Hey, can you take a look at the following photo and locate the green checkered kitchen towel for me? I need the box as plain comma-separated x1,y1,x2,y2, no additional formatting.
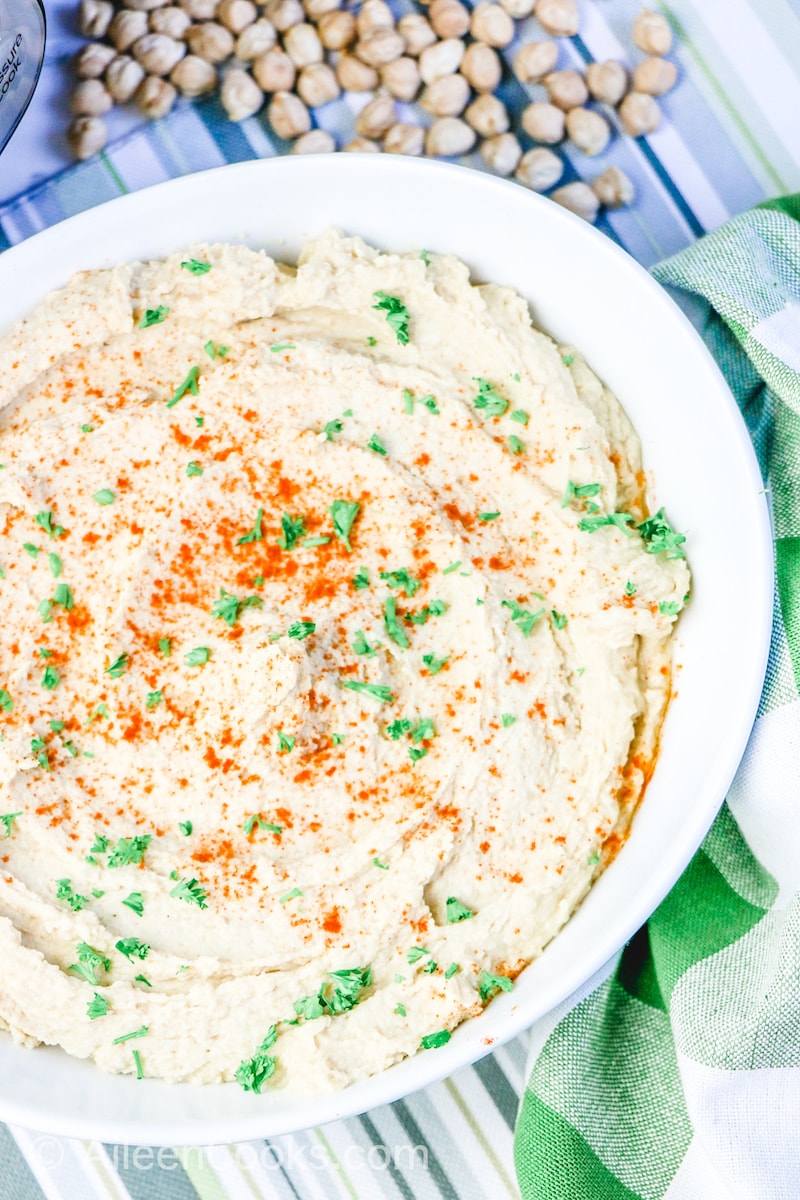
514,195,800,1200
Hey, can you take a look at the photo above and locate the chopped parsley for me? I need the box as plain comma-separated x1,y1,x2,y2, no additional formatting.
551,610,567,629
132,1049,144,1079
81,424,94,433
237,507,264,545
159,637,171,657
38,599,53,623
562,353,575,366
422,653,449,675
184,646,210,666
166,365,200,408
352,630,377,656
501,712,517,727
69,942,111,985
48,717,63,728
478,511,500,522
373,292,409,345
384,596,410,648
186,461,203,478
31,735,49,771
146,690,163,709
510,409,529,425
92,489,115,506
373,857,389,870
508,435,525,455
108,835,152,868
302,535,330,548
0,690,12,713
23,543,39,557
179,821,193,836
446,896,474,923
324,418,343,440
340,679,395,704
181,258,211,274
331,732,345,745
367,433,387,456
48,552,62,577
380,567,420,596
420,1030,451,1050
366,336,377,346
279,887,303,903
243,815,282,836
139,306,169,329
402,388,415,414
56,879,90,912
170,876,208,908
473,378,508,419
87,992,109,1020
122,892,144,917
420,394,439,414
112,1025,149,1044
386,718,411,740
40,649,54,659
407,946,429,964
352,566,370,590
105,652,129,678
53,582,74,611
116,938,149,962
210,588,262,628
204,340,228,359
277,731,295,753
578,512,634,535
479,970,514,1001
502,599,544,637
277,511,306,551
330,499,360,551
395,1003,407,1017
625,580,637,597
562,480,601,509
638,508,686,559
408,746,427,763
659,600,682,615
420,249,430,265
35,511,66,539
41,665,59,690
287,620,315,639
270,342,295,352
0,812,21,838
235,1026,277,1093
442,561,461,575
444,962,459,980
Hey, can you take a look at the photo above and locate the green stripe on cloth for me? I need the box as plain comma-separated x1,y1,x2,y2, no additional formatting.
105,1145,203,1200
515,1093,645,1200
776,536,800,691
0,1126,47,1200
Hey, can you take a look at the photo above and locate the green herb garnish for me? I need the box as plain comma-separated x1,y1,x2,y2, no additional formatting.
380,567,420,596
105,652,129,678
146,690,163,709
170,876,208,908
352,630,377,656
210,588,262,628
510,409,529,425
235,1027,278,1093
287,620,315,640
479,970,514,1001
473,378,508,419
508,435,525,455
502,599,545,637
48,552,62,577
108,835,152,868
41,665,59,690
122,892,144,917
69,942,111,985
637,508,686,559
166,365,200,409
562,481,601,508
186,461,203,478
340,679,395,704
367,433,387,456
330,499,360,551
181,258,211,274
420,1030,451,1050
277,731,295,753
277,511,306,551
23,542,39,558
422,653,449,675
659,600,682,615
139,306,169,329
0,812,21,838
87,992,109,1020
112,1025,149,1044
373,292,409,345
237,507,263,545
501,713,516,727
578,512,635,535
116,937,150,962
0,690,12,713
35,511,66,539
625,580,637,597
352,566,370,590
446,896,474,923
444,962,459,979
56,879,89,912
279,887,303,903
384,596,410,648
551,610,567,629
92,489,115,506
159,637,171,657
478,512,500,522
185,646,210,666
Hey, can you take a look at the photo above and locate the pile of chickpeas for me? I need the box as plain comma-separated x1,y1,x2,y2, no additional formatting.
69,0,677,222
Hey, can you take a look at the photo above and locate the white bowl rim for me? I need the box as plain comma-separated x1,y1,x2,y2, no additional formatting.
0,155,773,1146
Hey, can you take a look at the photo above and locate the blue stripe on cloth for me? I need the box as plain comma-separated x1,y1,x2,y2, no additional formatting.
0,1126,47,1200
392,1098,460,1200
474,1056,522,1132
104,1145,201,1200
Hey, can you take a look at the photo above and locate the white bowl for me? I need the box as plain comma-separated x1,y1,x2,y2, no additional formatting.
0,156,772,1146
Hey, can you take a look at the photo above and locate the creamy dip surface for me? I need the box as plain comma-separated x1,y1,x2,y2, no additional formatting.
0,232,689,1091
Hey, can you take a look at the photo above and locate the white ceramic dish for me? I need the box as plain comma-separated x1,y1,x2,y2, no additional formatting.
0,156,772,1146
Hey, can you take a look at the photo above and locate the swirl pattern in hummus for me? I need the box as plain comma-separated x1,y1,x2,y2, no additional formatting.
0,232,689,1089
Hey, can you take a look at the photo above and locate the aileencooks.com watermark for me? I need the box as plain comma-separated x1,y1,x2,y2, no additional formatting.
28,1135,429,1174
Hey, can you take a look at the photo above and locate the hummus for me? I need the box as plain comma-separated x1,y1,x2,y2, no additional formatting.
0,231,689,1090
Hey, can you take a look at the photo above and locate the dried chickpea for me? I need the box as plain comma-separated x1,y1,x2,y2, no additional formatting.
296,62,340,106
633,56,677,96
171,54,217,96
108,9,148,51
585,60,628,106
178,0,216,17
515,146,563,191
632,8,672,56
253,47,296,91
79,0,113,38
184,23,234,62
421,73,470,117
460,42,501,91
535,0,578,38
355,27,406,67
521,100,565,143
132,33,186,75
429,0,470,39
284,22,324,67
343,136,381,152
292,128,336,152
74,42,116,79
149,5,191,36
591,165,635,208
235,19,277,59
70,78,113,116
380,57,421,102
217,0,258,34
465,92,509,136
355,94,396,138
565,107,611,155
105,55,146,101
356,0,393,34
335,53,378,91
317,10,356,49
480,131,521,175
304,0,340,17
268,90,311,137
419,37,464,84
397,12,437,56
470,2,514,48
66,115,107,158
544,69,587,110
618,90,659,137
264,0,304,32
136,74,178,117
425,116,476,156
383,122,424,155
499,0,534,16
551,181,600,222
220,67,264,118
513,40,558,83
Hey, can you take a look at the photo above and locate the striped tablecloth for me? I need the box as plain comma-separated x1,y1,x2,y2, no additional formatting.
1,2,799,1198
